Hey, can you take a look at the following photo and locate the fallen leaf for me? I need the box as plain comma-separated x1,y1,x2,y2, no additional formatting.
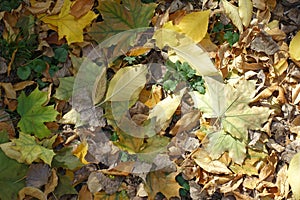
70,0,94,19
40,0,98,44
92,66,107,105
276,164,289,199
94,190,130,200
104,65,148,103
288,151,300,200
89,0,156,42
18,187,46,200
54,77,75,100
191,79,271,164
170,110,200,136
17,87,59,139
192,148,232,174
238,0,253,27
222,0,243,32
73,140,89,164
0,132,28,200
44,169,58,196
54,174,78,198
0,82,16,99
175,10,211,43
27,0,52,14
250,31,279,55
0,132,55,165
145,170,182,200
52,147,84,170
289,31,300,61
26,163,51,188
148,92,182,132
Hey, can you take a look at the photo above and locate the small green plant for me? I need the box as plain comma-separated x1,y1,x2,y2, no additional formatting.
212,21,239,47
17,44,68,85
163,59,205,94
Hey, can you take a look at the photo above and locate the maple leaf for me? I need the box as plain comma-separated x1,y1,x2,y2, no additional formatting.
89,0,156,42
40,0,98,44
17,87,59,139
145,170,182,199
0,132,55,165
192,79,271,164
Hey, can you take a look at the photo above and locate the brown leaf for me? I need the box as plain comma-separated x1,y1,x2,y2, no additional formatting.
145,170,181,200
70,0,94,19
250,31,279,55
26,163,51,188
18,187,46,200
170,110,200,136
27,0,52,14
13,81,35,91
78,185,93,200
44,169,58,196
0,82,16,99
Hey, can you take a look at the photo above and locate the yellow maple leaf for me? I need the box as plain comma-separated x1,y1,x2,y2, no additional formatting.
40,0,98,44
163,10,210,43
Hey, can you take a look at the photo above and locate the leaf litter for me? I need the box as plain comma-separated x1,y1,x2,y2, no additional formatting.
0,0,300,199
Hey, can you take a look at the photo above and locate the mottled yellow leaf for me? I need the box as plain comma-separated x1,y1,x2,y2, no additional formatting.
238,0,253,27
222,0,243,32
176,10,210,43
289,31,300,61
40,0,98,44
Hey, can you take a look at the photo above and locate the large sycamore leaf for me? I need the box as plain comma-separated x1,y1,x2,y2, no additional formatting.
192,79,271,164
289,31,300,61
221,0,243,32
89,0,156,42
0,132,55,165
145,170,182,200
288,151,300,200
17,88,59,139
0,132,28,200
40,0,98,44
164,10,210,43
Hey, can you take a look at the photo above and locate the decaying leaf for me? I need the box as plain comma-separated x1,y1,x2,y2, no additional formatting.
40,0,98,44
0,132,55,165
221,0,243,32
145,170,182,199
26,163,51,188
192,148,232,174
18,187,46,200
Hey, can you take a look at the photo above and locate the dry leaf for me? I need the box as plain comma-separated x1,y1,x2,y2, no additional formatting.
289,31,300,61
18,187,46,200
70,0,94,19
27,0,52,14
250,31,279,55
192,148,232,174
222,0,243,32
170,110,200,136
238,0,253,27
40,0,98,44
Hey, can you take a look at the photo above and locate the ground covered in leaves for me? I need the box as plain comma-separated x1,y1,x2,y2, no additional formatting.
0,0,300,199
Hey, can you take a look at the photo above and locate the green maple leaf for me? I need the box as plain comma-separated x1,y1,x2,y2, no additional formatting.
17,87,59,139
0,133,55,165
192,79,271,164
89,0,156,42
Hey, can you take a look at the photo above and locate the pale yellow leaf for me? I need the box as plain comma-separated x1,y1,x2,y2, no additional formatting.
238,0,253,27
40,0,98,44
148,92,183,132
288,151,300,200
222,0,243,32
175,10,210,43
289,31,300,61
